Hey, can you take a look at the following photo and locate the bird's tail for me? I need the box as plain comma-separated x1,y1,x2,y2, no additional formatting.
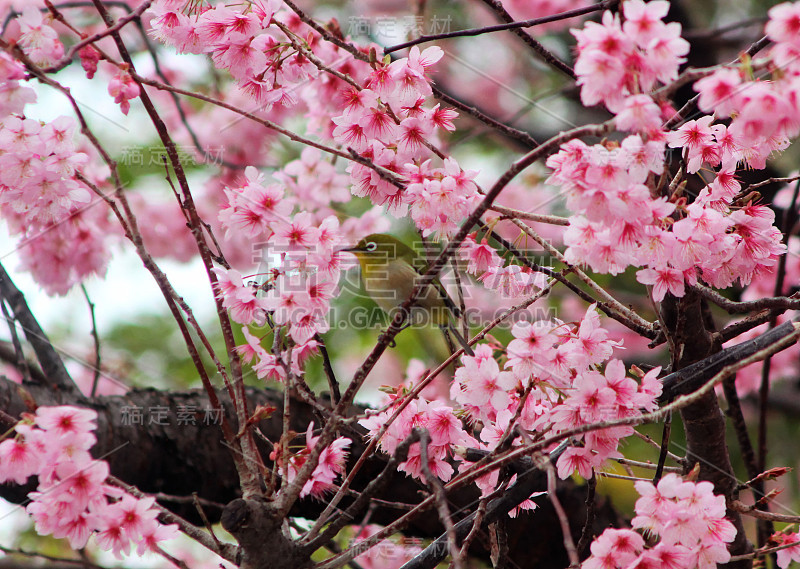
443,322,474,356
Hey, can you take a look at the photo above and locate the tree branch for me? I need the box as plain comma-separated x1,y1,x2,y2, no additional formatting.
0,262,78,395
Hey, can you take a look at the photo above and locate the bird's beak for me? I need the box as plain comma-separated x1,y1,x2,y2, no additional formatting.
337,245,363,254
335,245,363,257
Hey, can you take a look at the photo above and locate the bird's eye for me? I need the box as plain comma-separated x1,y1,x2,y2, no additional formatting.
365,241,377,251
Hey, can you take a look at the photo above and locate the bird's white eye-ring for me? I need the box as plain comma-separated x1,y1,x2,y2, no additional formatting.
365,241,377,251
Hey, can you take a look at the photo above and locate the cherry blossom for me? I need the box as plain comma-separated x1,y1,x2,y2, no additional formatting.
107,67,140,116
0,406,177,556
774,531,800,568
353,525,423,569
276,422,350,499
584,474,735,569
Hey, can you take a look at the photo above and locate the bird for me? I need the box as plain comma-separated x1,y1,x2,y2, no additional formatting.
343,233,475,356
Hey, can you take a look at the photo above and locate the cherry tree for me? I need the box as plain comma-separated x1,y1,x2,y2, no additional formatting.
0,1,799,569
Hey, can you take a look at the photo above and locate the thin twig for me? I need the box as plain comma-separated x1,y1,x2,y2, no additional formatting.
384,0,618,54
81,285,102,398
315,333,340,405
546,460,579,568
419,430,462,569
653,406,671,484
477,0,575,79
598,472,653,482
731,500,800,523
729,539,800,563
615,457,681,471
694,284,800,314
456,497,488,565
722,377,760,481
575,475,596,557
0,300,32,385
489,204,570,225
192,493,225,552
632,431,685,464
743,175,800,193
715,308,786,344
0,545,106,569
682,16,766,40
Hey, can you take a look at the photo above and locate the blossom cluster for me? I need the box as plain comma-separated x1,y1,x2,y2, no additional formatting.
332,46,481,239
214,178,385,381
359,396,476,483
454,305,661,481
0,406,178,557
553,0,787,301
360,305,661,499
148,0,482,239
13,6,64,67
0,47,113,295
572,0,688,113
352,525,423,569
458,232,549,298
688,2,800,171
208,41,478,382
149,0,300,107
270,422,351,499
583,474,736,569
214,163,346,355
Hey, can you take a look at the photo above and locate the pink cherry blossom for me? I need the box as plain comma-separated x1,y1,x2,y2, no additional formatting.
775,531,800,568
453,353,517,415
615,94,663,132
667,116,715,152
0,437,42,484
585,474,735,569
281,422,351,499
1,406,176,556
622,0,670,46
583,529,644,569
766,2,800,44
636,266,685,301
694,68,743,116
107,68,140,116
35,405,97,436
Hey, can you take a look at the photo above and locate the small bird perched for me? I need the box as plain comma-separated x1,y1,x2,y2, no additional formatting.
343,234,475,356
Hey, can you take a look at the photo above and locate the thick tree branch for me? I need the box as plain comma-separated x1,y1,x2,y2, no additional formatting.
659,318,800,402
0,262,78,395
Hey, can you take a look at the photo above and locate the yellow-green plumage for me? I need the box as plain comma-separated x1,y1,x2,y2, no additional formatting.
344,234,474,355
